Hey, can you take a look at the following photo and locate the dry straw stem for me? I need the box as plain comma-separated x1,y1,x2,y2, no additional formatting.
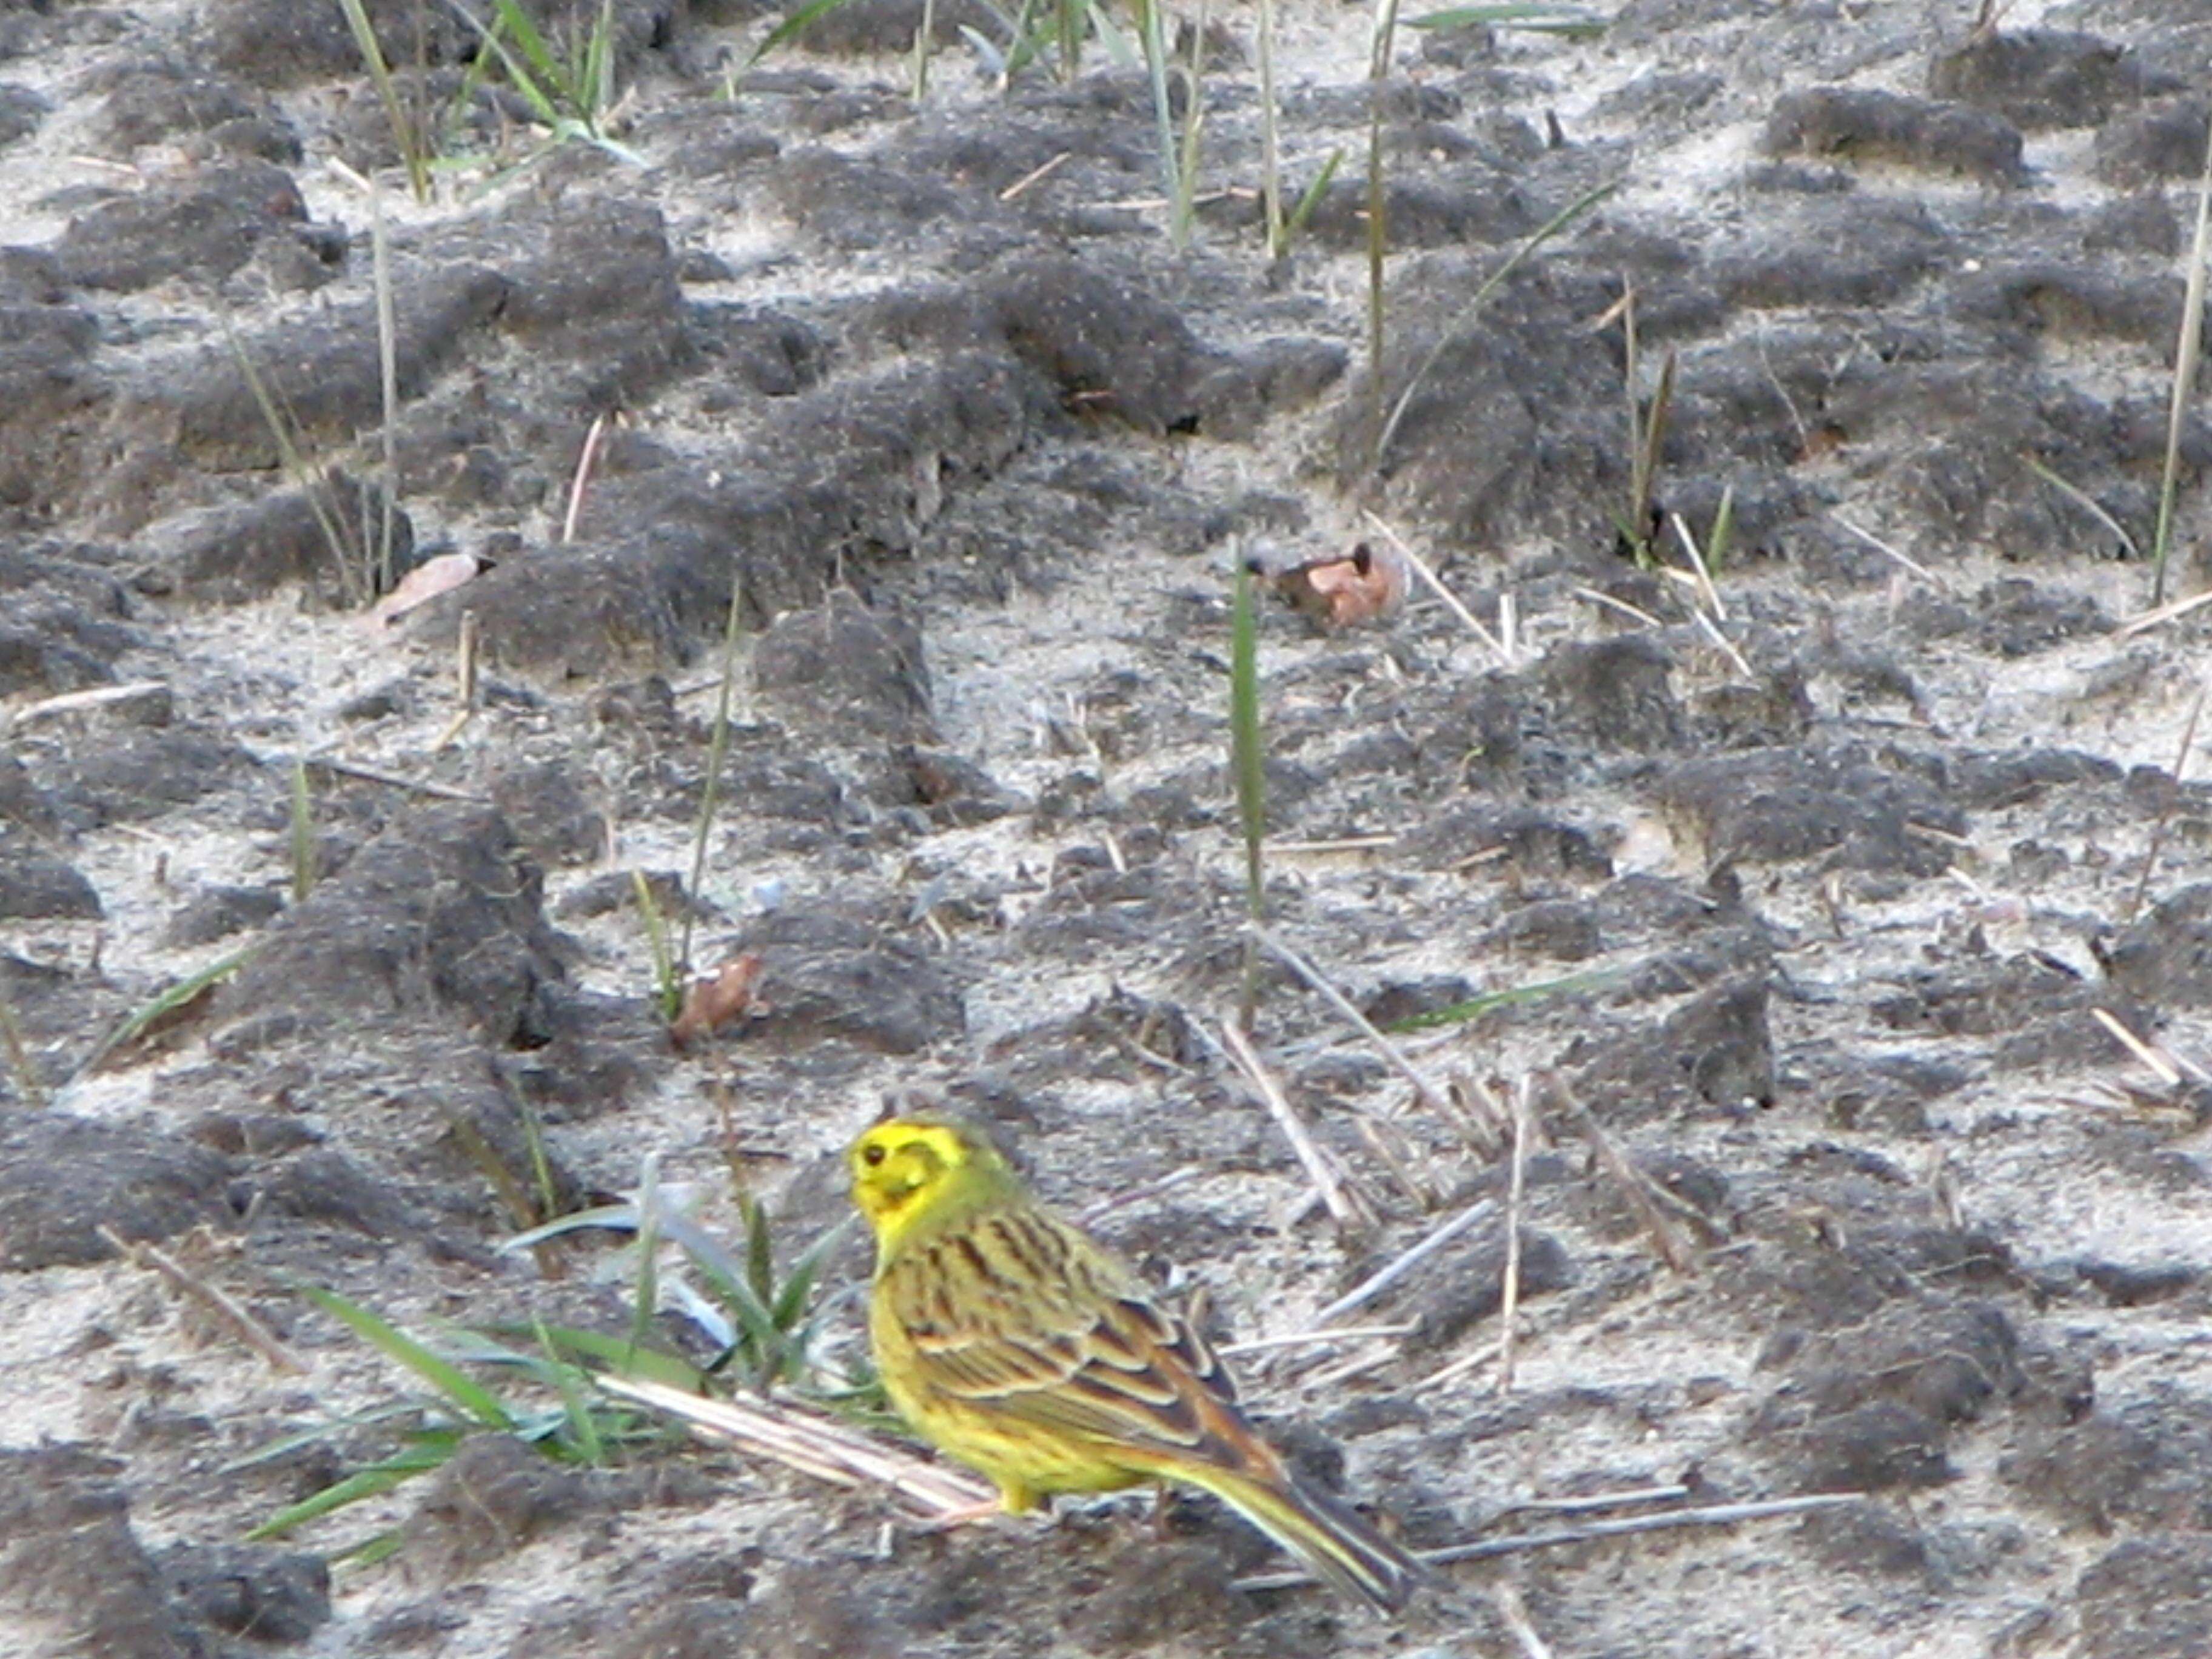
2117,587,2212,637
1218,1017,1372,1230
2152,112,2212,605
1495,1582,1555,1659
10,682,170,731
1249,923,1453,1116
561,412,610,543
1496,1076,1532,1395
596,1375,997,1519
1546,1073,1701,1275
1307,1193,1495,1328
1231,1492,1861,1592
1219,1321,1414,1358
2123,674,2208,922
1830,515,1942,589
2091,1006,2208,1088
302,751,485,802
1361,512,1511,665
98,1226,307,1373
2023,455,2139,560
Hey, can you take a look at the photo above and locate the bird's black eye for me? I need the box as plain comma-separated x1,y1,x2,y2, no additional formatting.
862,1144,886,1166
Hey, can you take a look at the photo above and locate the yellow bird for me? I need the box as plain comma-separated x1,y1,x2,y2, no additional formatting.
849,1114,1426,1610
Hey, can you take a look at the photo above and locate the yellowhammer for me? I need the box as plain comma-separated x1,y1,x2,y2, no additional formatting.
850,1114,1426,1610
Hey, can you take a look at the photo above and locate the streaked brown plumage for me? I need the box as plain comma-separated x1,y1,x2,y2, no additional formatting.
851,1116,1426,1610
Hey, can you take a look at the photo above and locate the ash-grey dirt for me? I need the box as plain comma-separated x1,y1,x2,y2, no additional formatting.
4,1,2212,1655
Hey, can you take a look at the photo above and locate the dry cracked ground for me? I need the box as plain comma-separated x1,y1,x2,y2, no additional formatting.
4,0,2212,1655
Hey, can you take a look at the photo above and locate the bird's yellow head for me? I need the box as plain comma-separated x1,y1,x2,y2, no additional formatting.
848,1116,1016,1252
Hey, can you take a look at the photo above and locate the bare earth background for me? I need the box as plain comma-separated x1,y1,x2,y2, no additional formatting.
5,0,2212,1654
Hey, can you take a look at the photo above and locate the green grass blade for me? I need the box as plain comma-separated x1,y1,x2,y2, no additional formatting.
770,1215,856,1329
73,947,253,1081
1379,968,1617,1031
1375,175,1618,469
503,1321,707,1390
300,1287,516,1430
740,0,866,77
1406,2,1604,32
244,1447,451,1540
534,1319,605,1465
1284,147,1342,245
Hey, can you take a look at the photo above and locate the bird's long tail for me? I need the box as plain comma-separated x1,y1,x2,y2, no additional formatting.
1190,1465,1429,1612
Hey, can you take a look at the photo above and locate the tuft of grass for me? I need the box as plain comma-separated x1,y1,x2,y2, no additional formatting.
1229,556,1265,1026
503,1161,861,1396
451,0,643,163
1612,286,1677,569
2153,113,2212,604
244,1288,657,1560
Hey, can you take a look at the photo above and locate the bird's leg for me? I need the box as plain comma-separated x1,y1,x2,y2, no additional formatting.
1152,1481,1175,1538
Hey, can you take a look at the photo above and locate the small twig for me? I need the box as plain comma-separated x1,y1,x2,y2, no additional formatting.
1497,1076,1530,1395
2091,1007,2189,1088
598,1375,997,1520
1219,1020,1369,1230
2116,588,2212,638
562,412,610,544
300,753,485,803
1667,511,1726,622
1267,835,1399,854
8,682,171,730
1230,1493,1862,1590
1548,1073,1699,1275
999,149,1072,201
2125,676,2207,922
1307,1194,1495,1328
1572,585,1664,629
1410,1338,1498,1392
1248,925,1452,1117
1361,513,1510,665
1495,1484,1693,1520
98,1227,307,1374
1495,1583,1555,1659
1076,1165,1200,1224
1831,516,1941,588
1219,1321,1415,1357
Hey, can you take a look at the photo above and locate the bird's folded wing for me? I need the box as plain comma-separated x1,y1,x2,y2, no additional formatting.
894,1221,1253,1466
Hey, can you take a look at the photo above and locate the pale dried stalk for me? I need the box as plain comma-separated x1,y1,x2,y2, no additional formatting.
1547,1073,1699,1275
1361,512,1510,664
1496,1076,1530,1395
1219,1019,1368,1230
1248,925,1451,1117
99,1227,306,1374
1307,1193,1495,1328
597,1375,997,1518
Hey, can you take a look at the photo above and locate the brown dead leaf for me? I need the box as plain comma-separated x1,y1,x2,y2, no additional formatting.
670,953,765,1047
363,551,486,631
1269,542,1408,628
